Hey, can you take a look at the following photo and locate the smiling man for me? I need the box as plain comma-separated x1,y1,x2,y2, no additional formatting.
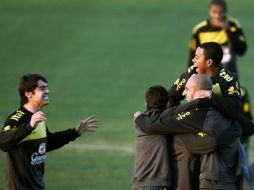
0,74,99,190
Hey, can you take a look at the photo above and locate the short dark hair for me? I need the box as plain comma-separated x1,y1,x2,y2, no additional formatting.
145,85,169,110
209,0,227,12
19,74,47,106
199,42,223,66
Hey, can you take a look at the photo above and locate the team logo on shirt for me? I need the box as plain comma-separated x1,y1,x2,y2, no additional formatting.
38,143,46,154
228,86,240,95
228,81,240,96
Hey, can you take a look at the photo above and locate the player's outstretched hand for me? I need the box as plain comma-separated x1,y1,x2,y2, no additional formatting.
75,115,99,135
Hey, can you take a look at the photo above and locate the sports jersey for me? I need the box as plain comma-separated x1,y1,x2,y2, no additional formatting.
0,107,80,190
188,17,247,74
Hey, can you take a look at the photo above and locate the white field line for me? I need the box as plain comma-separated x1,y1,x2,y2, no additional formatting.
65,143,134,154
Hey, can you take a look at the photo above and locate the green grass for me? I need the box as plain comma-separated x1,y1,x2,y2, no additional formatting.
0,0,254,189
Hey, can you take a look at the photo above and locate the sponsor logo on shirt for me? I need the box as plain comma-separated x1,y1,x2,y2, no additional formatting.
176,111,191,120
174,78,186,91
31,143,46,165
219,69,233,82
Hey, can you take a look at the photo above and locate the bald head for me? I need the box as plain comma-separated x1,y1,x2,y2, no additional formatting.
183,74,212,102
189,74,212,91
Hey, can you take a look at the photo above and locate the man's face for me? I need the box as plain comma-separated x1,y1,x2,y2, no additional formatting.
192,47,208,74
29,80,50,108
182,78,196,102
209,4,226,22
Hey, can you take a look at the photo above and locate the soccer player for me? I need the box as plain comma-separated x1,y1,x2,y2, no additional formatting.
132,85,172,190
181,74,245,190
0,74,99,190
188,0,247,75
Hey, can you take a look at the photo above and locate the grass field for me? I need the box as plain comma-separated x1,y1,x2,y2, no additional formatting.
0,0,254,189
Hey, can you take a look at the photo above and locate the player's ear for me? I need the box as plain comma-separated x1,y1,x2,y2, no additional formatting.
25,91,33,99
207,59,213,67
